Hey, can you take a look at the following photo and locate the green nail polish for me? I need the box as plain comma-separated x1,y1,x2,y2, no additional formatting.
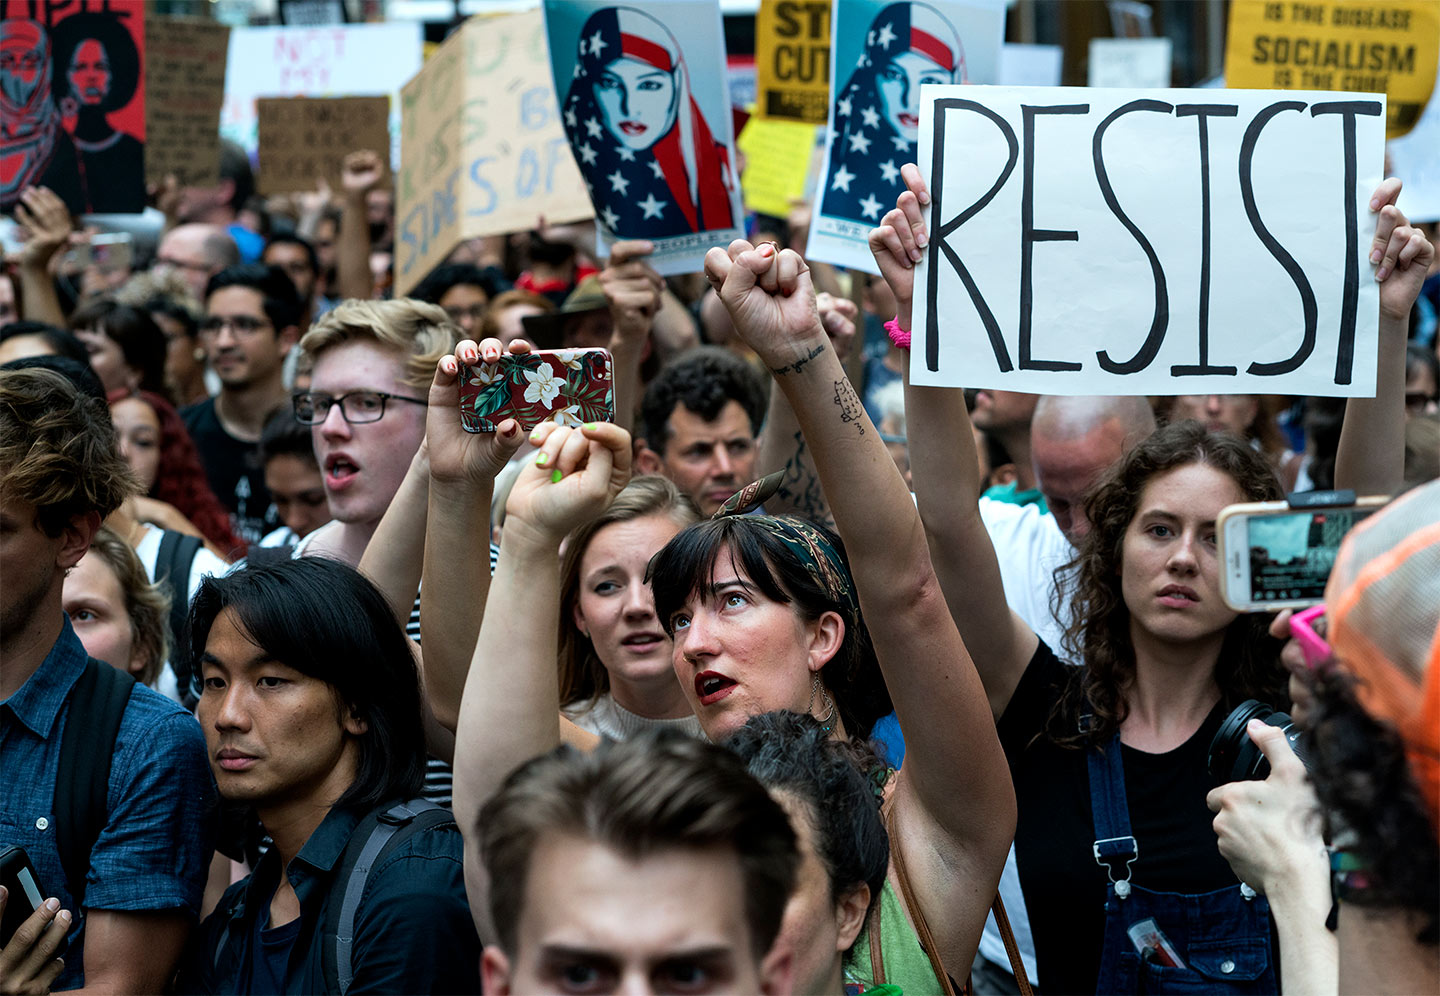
535,452,548,466
551,469,563,483
584,422,597,431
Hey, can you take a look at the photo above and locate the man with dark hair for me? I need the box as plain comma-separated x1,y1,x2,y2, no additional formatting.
410,261,508,338
176,557,480,994
262,233,334,329
635,346,767,516
0,320,89,367
478,730,798,995
257,408,329,545
182,263,302,543
0,368,215,993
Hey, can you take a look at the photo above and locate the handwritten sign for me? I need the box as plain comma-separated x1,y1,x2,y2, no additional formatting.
1088,38,1172,88
145,17,230,187
755,0,831,123
912,86,1385,397
737,117,819,216
808,0,1005,272
221,22,421,166
256,96,390,194
1225,0,1438,139
544,0,743,275
394,10,591,297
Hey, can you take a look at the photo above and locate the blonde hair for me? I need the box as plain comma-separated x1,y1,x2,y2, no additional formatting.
83,526,171,687
300,298,460,393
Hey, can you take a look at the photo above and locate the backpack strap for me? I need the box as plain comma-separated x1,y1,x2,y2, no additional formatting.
324,800,451,995
155,530,203,704
53,659,135,909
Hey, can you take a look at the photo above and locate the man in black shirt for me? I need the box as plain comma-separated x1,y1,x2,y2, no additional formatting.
182,264,301,544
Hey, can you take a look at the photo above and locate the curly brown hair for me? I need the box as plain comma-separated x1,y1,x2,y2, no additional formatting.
0,368,138,536
1048,420,1289,748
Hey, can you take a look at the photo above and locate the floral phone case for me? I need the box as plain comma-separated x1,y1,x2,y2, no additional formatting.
458,348,615,433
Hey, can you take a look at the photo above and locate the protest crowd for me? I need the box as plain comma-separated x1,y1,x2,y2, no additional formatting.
1,0,1439,994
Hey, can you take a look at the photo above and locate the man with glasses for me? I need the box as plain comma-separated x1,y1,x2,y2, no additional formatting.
290,299,456,568
181,263,302,544
155,223,241,301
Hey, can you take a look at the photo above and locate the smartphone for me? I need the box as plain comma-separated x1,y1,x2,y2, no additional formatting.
91,232,134,272
458,348,614,433
1217,497,1387,612
0,845,45,948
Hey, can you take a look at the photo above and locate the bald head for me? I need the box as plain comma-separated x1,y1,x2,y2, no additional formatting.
1030,395,1156,545
157,224,240,300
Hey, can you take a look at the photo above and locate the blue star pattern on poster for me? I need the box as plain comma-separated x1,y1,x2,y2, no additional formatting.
560,5,740,240
820,2,964,226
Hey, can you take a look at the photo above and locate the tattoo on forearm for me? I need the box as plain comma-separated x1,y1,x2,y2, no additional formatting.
832,379,865,435
775,430,832,527
770,343,825,377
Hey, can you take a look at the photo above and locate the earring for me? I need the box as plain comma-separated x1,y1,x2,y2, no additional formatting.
807,675,836,734
193,346,207,362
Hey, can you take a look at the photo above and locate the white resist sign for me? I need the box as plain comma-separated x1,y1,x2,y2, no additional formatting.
911,86,1386,396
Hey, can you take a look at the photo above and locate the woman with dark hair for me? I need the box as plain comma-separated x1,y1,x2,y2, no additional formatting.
436,236,1014,994
50,12,144,213
110,388,246,556
69,299,167,397
874,168,1430,993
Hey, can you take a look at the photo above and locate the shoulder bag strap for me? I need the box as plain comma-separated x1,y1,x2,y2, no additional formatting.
989,893,1034,996
881,804,958,996
867,899,886,985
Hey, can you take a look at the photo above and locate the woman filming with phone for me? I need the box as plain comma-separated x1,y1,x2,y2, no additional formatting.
872,167,1430,994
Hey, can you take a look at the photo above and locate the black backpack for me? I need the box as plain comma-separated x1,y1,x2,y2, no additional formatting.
52,659,136,910
211,799,453,995
154,530,203,705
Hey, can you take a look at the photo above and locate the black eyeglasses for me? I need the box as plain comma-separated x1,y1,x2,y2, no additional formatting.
198,314,271,338
293,390,428,425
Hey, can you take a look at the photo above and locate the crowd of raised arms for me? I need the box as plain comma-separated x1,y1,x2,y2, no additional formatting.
2,79,1439,996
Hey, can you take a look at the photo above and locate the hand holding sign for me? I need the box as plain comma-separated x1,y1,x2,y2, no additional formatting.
599,241,664,345
867,163,931,330
1369,177,1434,320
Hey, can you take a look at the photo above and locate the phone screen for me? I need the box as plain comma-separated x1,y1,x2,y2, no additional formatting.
1245,507,1377,603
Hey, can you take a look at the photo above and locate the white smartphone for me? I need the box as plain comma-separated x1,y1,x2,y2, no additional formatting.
1217,495,1388,612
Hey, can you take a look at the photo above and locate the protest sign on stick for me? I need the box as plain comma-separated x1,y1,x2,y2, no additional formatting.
0,0,147,214
543,0,744,275
807,0,1005,273
256,96,390,194
1225,0,1438,139
145,16,230,187
911,86,1386,397
755,0,831,123
395,9,592,297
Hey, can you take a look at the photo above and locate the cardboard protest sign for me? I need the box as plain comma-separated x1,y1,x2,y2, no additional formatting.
1225,0,1438,139
544,0,744,275
256,95,389,194
808,0,1005,273
145,16,229,187
394,9,591,298
1390,62,1440,223
1,0,146,215
737,117,819,217
1088,38,1172,88
221,22,421,167
755,0,831,123
911,86,1386,398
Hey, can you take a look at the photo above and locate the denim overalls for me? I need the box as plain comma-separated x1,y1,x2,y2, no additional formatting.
1088,734,1278,994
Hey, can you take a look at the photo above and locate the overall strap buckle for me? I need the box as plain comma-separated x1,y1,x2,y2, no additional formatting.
1093,835,1139,898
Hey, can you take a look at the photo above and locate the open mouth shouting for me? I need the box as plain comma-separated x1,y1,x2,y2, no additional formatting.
694,670,737,707
324,452,360,492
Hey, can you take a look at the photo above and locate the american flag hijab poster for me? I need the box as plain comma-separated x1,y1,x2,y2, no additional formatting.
544,0,744,275
807,0,1004,273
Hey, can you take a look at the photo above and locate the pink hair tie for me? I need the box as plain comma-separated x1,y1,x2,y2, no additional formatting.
884,316,911,350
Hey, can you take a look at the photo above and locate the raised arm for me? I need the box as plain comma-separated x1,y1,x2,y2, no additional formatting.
600,240,664,433
10,186,70,326
449,418,630,941
707,240,1014,974
1334,178,1434,494
335,150,383,301
358,441,429,628
872,166,1038,719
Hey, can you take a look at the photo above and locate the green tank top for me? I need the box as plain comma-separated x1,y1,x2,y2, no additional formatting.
843,879,945,995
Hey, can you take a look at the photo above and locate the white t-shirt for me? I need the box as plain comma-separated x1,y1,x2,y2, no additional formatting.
133,526,231,704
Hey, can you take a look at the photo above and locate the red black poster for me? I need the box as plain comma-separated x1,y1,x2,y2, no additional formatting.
1,0,147,215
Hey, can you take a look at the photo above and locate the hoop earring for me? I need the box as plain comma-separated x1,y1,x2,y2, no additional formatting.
807,674,836,734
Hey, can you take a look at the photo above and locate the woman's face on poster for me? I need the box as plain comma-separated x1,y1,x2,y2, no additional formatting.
594,55,678,151
68,38,110,105
878,50,951,142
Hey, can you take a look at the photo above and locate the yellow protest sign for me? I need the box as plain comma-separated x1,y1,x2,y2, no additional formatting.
737,117,819,218
1225,0,1439,138
395,9,591,297
755,0,831,123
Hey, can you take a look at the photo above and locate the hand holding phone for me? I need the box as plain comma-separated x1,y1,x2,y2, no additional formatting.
0,846,69,992
457,348,614,433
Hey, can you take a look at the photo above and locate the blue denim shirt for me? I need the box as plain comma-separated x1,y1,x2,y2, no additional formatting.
0,614,216,990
